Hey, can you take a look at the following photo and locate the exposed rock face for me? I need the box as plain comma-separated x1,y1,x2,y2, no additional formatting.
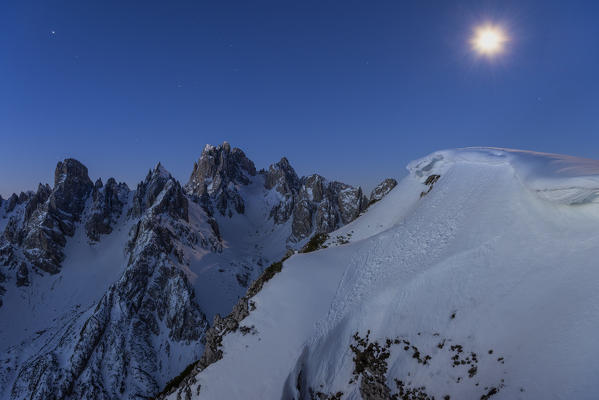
262,160,369,242
129,164,221,254
131,163,188,220
0,160,95,276
289,175,368,241
85,178,129,241
264,157,300,193
369,178,398,204
5,192,35,215
264,157,301,224
0,159,128,299
186,142,256,217
52,159,94,222
20,159,93,273
5,194,21,213
23,184,51,221
183,142,368,243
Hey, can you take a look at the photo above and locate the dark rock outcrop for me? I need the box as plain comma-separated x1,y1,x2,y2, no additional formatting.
15,262,29,287
5,193,23,213
51,158,94,228
369,178,397,204
24,184,52,221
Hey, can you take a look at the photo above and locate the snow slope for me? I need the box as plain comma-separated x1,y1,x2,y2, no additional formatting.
185,176,292,320
176,148,599,400
0,203,133,350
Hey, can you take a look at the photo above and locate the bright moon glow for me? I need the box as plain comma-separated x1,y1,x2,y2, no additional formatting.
471,25,507,56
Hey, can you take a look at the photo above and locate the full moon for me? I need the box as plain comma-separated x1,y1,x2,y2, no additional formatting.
471,25,507,56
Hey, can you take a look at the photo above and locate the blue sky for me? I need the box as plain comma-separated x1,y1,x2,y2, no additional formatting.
1,0,599,196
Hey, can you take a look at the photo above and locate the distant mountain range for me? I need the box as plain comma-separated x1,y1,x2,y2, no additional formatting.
0,142,395,400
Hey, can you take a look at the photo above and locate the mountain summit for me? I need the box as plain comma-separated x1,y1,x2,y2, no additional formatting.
186,142,257,216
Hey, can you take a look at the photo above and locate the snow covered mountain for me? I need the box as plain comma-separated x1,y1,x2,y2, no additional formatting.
160,148,599,400
0,142,381,400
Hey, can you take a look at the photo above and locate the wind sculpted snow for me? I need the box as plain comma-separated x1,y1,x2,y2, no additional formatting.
409,147,599,204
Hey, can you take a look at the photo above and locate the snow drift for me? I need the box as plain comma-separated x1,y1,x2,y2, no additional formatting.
172,148,599,400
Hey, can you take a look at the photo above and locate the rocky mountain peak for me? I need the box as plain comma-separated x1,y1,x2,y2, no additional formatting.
263,157,301,224
0,159,96,275
47,158,93,232
299,174,327,202
186,142,257,217
23,184,51,221
4,192,28,213
290,175,368,241
153,161,171,179
188,142,256,195
264,157,300,195
261,161,372,242
54,158,93,189
86,177,129,241
130,163,188,221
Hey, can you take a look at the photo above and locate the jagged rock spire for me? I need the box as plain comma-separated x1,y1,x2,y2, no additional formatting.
18,159,94,273
264,157,300,193
186,142,257,216
131,162,187,220
290,174,368,240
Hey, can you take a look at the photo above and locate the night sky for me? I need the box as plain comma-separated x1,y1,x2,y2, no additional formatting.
2,0,599,196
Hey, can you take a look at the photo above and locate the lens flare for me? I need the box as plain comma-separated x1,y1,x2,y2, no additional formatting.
471,25,507,56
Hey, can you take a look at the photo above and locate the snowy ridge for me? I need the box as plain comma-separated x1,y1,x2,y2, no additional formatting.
172,148,599,400
409,147,599,204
